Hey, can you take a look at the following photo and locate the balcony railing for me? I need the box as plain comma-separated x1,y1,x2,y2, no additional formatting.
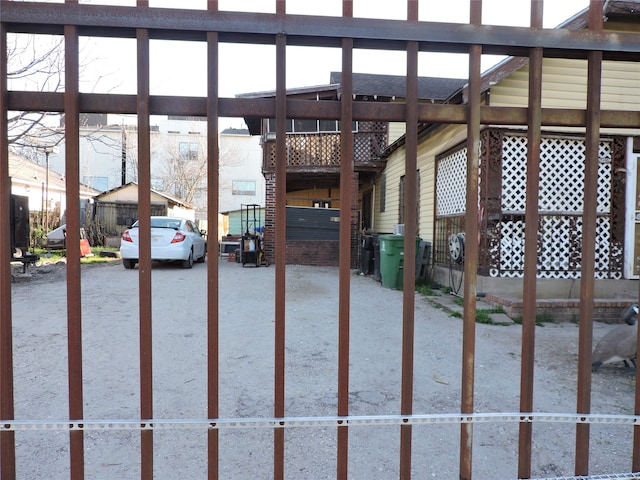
263,129,387,170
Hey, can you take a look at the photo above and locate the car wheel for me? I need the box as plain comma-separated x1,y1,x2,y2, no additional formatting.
181,250,193,269
123,259,136,269
196,250,206,263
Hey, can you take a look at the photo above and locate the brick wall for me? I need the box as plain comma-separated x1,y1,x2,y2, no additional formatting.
285,240,340,266
263,171,276,265
485,295,637,324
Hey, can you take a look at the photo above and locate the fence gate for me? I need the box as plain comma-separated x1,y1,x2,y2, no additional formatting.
2,1,640,479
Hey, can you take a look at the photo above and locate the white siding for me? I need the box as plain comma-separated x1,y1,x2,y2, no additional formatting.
374,124,467,241
490,58,640,135
388,122,406,145
375,146,405,234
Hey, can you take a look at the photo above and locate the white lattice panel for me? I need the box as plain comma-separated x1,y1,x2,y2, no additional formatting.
538,216,577,279
501,136,527,211
501,136,612,214
497,219,525,277
493,216,620,279
436,148,467,216
438,134,618,280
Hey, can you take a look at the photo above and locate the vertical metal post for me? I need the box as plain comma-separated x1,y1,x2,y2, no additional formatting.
337,1,353,477
274,0,287,476
575,1,603,475
136,10,154,478
207,3,220,478
400,2,419,479
45,150,49,232
518,2,543,478
460,2,482,479
0,19,17,480
64,20,85,480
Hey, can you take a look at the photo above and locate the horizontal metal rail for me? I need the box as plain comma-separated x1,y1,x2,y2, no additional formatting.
3,412,640,431
5,93,640,128
2,2,640,60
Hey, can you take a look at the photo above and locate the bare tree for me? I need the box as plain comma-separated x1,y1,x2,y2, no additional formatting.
7,33,65,149
159,135,208,205
153,129,245,209
7,33,118,157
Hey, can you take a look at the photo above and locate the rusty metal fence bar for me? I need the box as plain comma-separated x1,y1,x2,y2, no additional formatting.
63,16,84,479
337,1,353,477
273,18,287,480
400,2,419,478
576,2,604,475
518,2,544,478
2,1,640,479
0,17,16,480
134,16,154,480
459,2,482,478
206,2,220,478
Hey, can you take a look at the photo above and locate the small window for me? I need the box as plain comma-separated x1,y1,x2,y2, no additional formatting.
232,180,256,196
189,142,199,160
337,121,358,132
178,142,198,160
267,118,293,132
319,120,338,132
380,174,386,213
179,142,189,159
293,119,317,133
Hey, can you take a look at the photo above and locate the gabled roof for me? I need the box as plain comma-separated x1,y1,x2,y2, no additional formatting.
94,182,193,209
9,153,99,196
329,72,467,102
240,72,467,135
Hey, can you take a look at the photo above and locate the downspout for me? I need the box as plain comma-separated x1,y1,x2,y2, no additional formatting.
371,183,375,230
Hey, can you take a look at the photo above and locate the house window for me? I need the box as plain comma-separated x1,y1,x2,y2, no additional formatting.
267,119,358,134
313,200,330,208
267,118,293,133
319,120,338,132
179,142,199,160
380,174,386,213
294,119,317,133
232,180,256,196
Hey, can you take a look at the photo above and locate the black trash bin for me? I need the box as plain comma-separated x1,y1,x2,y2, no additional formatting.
360,235,374,275
372,234,381,282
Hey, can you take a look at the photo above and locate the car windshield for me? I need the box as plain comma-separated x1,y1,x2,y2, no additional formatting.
132,218,182,229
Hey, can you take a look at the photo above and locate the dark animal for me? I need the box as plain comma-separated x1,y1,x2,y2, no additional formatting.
592,304,638,371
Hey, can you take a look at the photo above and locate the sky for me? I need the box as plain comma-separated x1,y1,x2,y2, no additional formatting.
9,0,590,128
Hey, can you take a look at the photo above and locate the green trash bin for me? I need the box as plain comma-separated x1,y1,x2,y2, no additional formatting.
379,234,420,289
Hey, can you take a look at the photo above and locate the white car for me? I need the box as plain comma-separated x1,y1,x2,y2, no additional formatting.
120,216,207,269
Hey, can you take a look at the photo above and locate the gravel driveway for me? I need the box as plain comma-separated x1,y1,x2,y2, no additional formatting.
8,259,639,479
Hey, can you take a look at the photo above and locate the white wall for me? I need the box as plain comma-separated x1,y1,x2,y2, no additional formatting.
219,130,265,213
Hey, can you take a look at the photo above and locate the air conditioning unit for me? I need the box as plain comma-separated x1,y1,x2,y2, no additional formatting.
393,224,404,235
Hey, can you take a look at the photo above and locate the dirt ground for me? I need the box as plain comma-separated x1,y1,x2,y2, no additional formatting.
7,258,640,479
